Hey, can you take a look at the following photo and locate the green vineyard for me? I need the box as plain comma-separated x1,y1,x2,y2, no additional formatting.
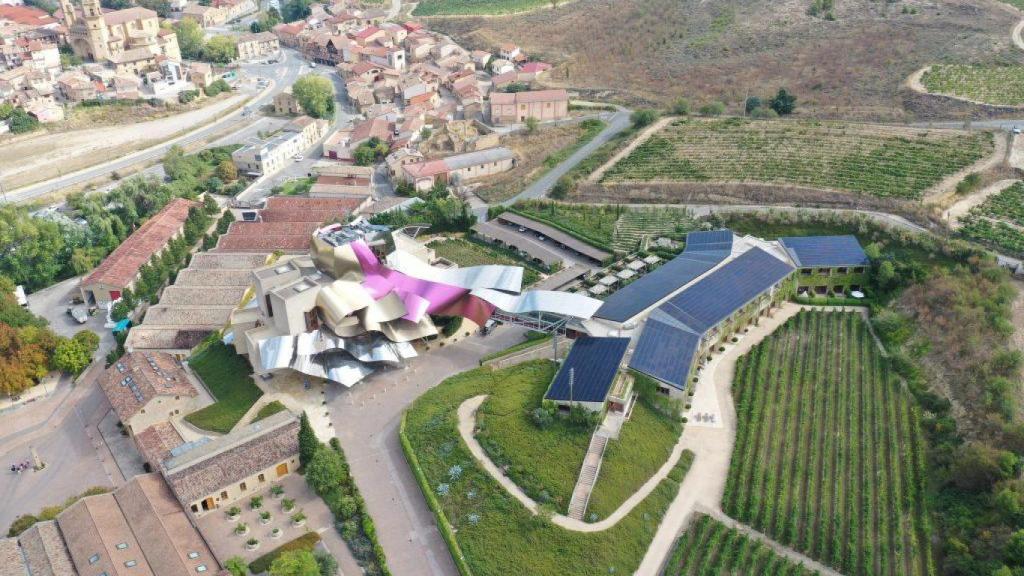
663,514,820,576
921,64,1024,107
601,118,992,200
723,310,934,575
957,181,1024,257
974,181,1024,226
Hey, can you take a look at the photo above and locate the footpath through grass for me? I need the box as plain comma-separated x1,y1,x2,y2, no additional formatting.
475,360,589,510
184,342,263,434
663,514,820,575
723,311,934,575
401,361,695,576
601,118,993,200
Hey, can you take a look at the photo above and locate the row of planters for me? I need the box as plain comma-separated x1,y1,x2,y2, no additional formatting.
299,413,391,576
227,489,306,551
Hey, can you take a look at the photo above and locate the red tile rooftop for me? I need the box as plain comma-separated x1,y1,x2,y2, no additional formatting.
82,198,195,290
225,221,320,237
216,234,312,252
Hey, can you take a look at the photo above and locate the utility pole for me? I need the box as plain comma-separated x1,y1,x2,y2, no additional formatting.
569,367,574,407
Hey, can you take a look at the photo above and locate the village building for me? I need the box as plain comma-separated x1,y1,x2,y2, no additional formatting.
235,30,278,60
272,87,303,115
231,115,327,176
61,0,180,72
79,198,196,305
489,88,569,125
97,351,203,436
400,147,516,191
162,411,300,516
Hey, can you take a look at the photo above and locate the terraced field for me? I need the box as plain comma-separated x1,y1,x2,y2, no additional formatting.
958,181,1024,257
611,207,696,253
723,310,934,576
920,64,1024,107
601,118,993,200
664,515,820,576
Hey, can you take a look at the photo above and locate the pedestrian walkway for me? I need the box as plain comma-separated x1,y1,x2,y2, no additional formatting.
567,432,608,520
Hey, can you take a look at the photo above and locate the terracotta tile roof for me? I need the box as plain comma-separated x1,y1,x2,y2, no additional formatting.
350,116,390,143
215,234,312,252
0,538,26,576
82,199,195,290
264,196,363,213
227,221,320,237
135,422,184,470
186,252,269,270
163,412,299,504
103,6,157,25
124,328,213,351
98,352,198,423
172,268,255,287
58,494,146,576
158,286,248,306
140,305,237,327
17,522,75,576
316,175,370,186
0,5,57,26
490,88,567,105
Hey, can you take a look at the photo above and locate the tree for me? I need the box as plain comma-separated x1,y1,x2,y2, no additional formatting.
305,447,348,495
550,175,572,200
203,35,238,64
698,101,725,116
524,116,539,134
630,109,658,129
7,108,39,134
298,411,319,468
1007,530,1024,566
174,19,205,60
291,75,334,119
52,337,92,375
952,443,1018,492
671,97,690,116
281,0,310,22
744,96,762,115
72,330,100,354
769,88,796,115
313,551,337,576
269,550,319,576
224,557,248,576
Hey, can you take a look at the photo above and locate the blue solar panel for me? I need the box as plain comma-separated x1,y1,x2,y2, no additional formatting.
685,230,734,253
779,236,870,268
594,252,729,323
660,247,795,334
545,337,630,403
628,314,701,390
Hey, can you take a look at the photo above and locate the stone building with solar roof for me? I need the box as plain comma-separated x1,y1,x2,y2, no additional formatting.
580,229,869,399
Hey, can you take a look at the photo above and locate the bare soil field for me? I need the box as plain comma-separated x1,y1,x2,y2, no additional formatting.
431,0,1014,120
0,93,247,189
473,123,585,202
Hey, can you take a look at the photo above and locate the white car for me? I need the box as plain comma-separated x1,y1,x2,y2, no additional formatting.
517,227,527,233
310,62,317,68
294,154,304,161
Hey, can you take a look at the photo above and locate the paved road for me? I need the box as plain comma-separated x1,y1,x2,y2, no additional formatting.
325,326,526,576
4,49,307,204
499,107,632,207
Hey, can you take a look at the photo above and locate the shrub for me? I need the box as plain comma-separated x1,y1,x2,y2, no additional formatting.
698,101,725,116
630,108,659,129
248,533,322,575
530,406,554,429
250,496,263,509
671,97,690,115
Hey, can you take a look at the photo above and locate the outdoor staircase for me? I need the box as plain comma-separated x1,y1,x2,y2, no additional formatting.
567,432,609,520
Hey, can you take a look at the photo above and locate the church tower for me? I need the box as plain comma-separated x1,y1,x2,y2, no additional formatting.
58,0,75,27
81,0,109,61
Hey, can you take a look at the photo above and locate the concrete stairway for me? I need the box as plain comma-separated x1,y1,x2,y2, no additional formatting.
567,432,609,520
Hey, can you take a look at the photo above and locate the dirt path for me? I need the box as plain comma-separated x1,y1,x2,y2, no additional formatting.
1014,18,1024,51
923,131,1006,203
944,178,1019,228
0,94,248,188
586,115,672,183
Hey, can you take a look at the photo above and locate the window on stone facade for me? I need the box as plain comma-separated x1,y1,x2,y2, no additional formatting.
89,555,100,565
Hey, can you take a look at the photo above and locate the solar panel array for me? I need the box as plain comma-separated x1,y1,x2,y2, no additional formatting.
545,336,630,403
594,230,736,323
779,235,870,268
628,310,701,389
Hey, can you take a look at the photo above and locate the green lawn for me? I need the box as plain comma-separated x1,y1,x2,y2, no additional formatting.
251,400,288,423
479,331,552,363
474,360,590,510
401,361,695,576
429,237,544,284
586,400,681,520
184,342,263,434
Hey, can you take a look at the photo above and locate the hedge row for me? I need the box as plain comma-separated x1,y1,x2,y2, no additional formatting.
248,532,322,574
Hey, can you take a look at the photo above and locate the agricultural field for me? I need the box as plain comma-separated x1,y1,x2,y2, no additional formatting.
611,206,697,253
920,64,1024,107
428,237,544,284
723,311,933,575
401,361,695,576
412,0,552,16
958,216,1024,258
601,118,993,200
971,181,1024,226
664,514,821,576
474,360,589,510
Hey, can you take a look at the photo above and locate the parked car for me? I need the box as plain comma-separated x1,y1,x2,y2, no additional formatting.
517,227,527,233
67,305,88,324
294,154,304,161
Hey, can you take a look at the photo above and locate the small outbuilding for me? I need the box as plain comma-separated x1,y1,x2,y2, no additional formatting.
544,336,631,413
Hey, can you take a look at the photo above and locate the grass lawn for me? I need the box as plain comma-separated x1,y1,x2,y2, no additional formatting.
586,400,682,520
479,331,552,363
475,360,590,510
184,342,263,434
509,200,622,251
401,361,695,576
428,237,544,285
251,400,288,423
274,177,315,196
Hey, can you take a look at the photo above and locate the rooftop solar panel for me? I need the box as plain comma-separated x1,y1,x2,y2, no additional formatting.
779,236,870,268
685,230,734,253
628,316,701,390
660,247,795,334
545,336,630,403
594,252,728,322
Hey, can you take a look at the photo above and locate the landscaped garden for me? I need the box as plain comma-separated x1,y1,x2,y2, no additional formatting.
400,362,695,576
663,514,820,575
723,310,933,575
184,341,264,434
428,237,544,285
506,201,626,251
600,118,993,200
921,64,1024,106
